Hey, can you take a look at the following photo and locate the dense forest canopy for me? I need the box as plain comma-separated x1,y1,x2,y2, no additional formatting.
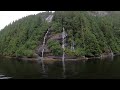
0,12,52,57
0,11,120,58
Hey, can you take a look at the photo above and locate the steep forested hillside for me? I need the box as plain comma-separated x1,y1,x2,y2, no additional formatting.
51,11,120,57
0,11,120,58
0,12,52,57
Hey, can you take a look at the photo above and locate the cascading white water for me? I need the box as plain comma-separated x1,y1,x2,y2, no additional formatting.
40,29,50,73
62,27,67,78
39,15,53,73
71,41,75,51
41,29,50,59
46,15,53,22
62,27,65,61
41,15,53,59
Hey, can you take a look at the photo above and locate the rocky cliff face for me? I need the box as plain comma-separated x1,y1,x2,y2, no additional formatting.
87,11,120,16
88,11,109,16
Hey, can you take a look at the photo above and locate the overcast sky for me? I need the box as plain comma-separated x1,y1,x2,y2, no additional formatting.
0,11,46,30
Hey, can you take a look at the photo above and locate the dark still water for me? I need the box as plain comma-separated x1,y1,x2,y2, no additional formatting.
0,55,120,79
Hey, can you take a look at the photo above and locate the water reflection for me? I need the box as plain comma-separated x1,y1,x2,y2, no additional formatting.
37,59,48,78
0,55,120,79
62,60,66,79
106,55,114,61
41,59,46,74
100,55,114,62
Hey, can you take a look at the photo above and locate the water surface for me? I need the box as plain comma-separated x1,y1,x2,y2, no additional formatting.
0,55,120,79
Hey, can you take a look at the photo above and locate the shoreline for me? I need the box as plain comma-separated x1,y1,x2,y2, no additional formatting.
0,52,118,63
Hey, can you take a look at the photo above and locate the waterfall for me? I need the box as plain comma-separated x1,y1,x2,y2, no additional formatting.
62,27,66,78
62,27,65,61
41,15,53,59
40,27,50,74
71,41,75,51
46,15,53,22
41,29,50,58
37,15,53,74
